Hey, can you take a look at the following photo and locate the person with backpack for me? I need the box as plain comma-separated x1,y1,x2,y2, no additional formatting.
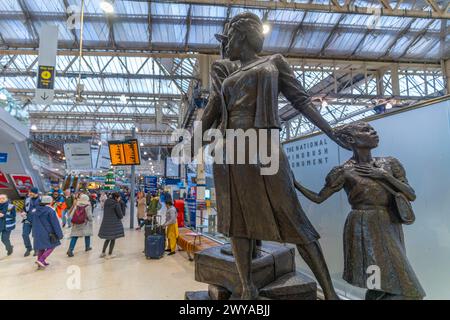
66,194,93,257
0,194,16,256
32,196,63,269
147,192,161,218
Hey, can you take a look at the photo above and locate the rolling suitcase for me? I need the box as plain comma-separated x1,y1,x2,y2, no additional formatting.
145,215,165,259
145,234,165,259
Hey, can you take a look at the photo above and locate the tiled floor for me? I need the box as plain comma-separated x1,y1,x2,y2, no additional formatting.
0,206,207,299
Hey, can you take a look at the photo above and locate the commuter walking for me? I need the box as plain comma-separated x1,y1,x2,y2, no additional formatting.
135,192,147,230
22,187,40,256
62,189,75,228
100,192,108,209
0,194,16,256
32,196,63,269
67,194,93,257
51,190,66,219
98,193,124,259
163,200,178,256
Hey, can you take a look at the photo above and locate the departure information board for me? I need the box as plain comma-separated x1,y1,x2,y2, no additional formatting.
108,139,141,166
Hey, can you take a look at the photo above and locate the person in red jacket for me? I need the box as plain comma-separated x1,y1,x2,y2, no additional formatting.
173,198,185,228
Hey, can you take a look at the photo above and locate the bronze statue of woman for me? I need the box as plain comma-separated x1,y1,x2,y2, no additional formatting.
206,12,348,300
295,121,425,300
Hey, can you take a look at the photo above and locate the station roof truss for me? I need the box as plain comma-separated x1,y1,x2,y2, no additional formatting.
0,0,448,142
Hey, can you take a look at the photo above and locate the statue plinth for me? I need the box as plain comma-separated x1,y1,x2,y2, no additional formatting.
186,243,317,300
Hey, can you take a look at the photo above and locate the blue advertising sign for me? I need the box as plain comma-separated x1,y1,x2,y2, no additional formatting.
165,178,181,186
0,153,8,163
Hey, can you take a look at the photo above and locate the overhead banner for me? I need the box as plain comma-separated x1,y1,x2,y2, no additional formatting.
64,143,92,171
35,24,58,105
108,139,141,166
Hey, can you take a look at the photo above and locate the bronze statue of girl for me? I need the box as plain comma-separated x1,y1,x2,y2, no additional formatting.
296,121,425,300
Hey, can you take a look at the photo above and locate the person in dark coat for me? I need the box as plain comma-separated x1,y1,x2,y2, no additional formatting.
98,192,124,259
22,187,40,256
0,194,16,256
32,196,64,269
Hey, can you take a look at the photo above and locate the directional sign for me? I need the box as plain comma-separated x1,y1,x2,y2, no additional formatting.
64,143,92,170
34,25,58,105
108,139,141,166
37,65,55,89
0,153,7,163
144,176,157,193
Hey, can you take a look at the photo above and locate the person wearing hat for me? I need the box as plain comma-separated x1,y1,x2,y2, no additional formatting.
21,187,40,257
66,193,93,257
196,23,263,259
32,195,63,269
0,194,16,256
201,12,347,299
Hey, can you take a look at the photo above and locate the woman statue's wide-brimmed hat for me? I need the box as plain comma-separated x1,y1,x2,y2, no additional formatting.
214,12,263,44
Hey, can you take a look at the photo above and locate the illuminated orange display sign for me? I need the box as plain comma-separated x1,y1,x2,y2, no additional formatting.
108,139,141,166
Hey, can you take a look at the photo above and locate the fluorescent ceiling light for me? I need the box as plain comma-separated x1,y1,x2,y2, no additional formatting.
100,0,115,14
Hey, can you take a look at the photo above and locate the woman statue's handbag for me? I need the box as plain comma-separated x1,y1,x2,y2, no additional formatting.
377,180,416,225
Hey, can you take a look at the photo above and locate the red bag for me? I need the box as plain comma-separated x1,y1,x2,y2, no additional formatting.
71,205,87,224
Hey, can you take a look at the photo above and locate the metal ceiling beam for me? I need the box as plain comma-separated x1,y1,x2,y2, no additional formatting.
381,17,417,58
286,8,309,53
107,16,117,50
398,19,436,59
29,112,179,121
5,87,182,99
148,1,153,50
0,70,197,80
0,49,441,67
1,1,447,20
17,0,39,42
318,14,346,56
184,5,192,51
0,12,442,36
62,0,79,46
378,0,392,10
425,0,444,14
146,0,450,19
0,45,443,64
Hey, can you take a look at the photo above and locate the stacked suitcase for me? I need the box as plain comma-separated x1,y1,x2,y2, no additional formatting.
144,216,165,259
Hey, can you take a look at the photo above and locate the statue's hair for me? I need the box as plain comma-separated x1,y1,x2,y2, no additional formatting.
228,12,264,53
334,121,372,141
